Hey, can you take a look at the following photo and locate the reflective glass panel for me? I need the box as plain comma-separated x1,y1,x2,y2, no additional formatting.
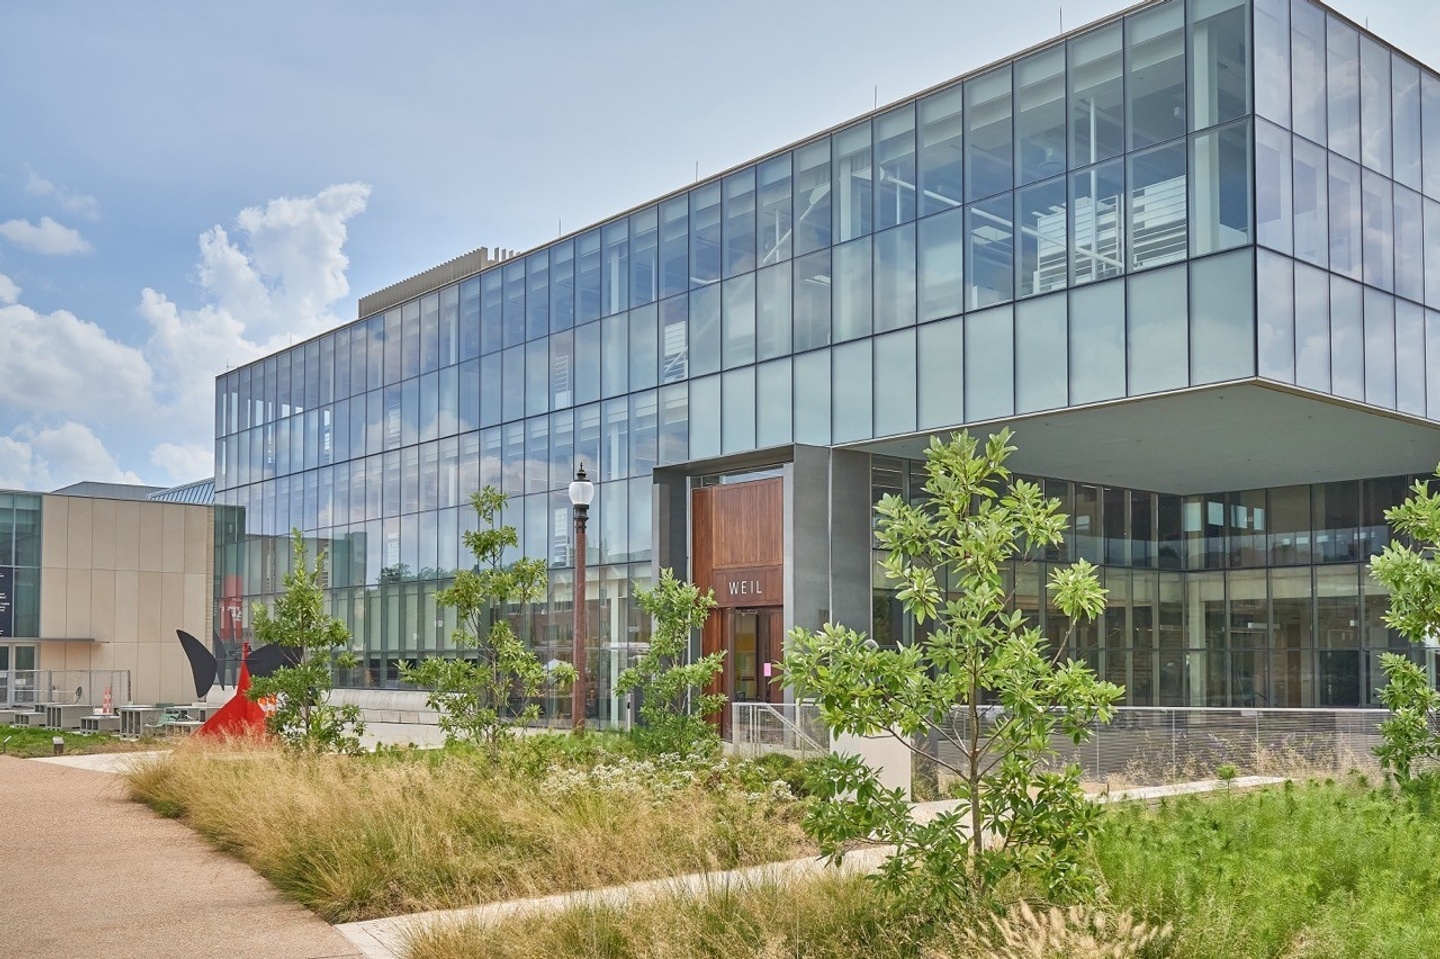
688,374,721,459
874,224,917,332
1327,18,1360,161
1362,168,1394,291
1127,2,1186,149
1254,0,1289,126
660,296,688,382
1190,250,1255,384
966,66,1013,202
659,196,689,300
875,105,917,229
688,284,721,377
1291,0,1327,144
1069,279,1125,404
1069,23,1124,166
1425,74,1440,199
723,168,757,278
722,367,756,454
831,340,872,443
1257,249,1295,382
1328,154,1362,279
965,304,1015,421
1359,37,1392,176
1293,135,1328,266
722,273,756,368
630,207,658,307
918,315,963,428
1127,263,1188,395
1070,159,1124,284
967,194,1014,308
1015,293,1067,413
1015,45,1066,186
792,349,830,445
1363,288,1396,409
793,250,832,352
757,153,793,266
576,230,602,324
1395,300,1426,414
1190,120,1252,255
1256,119,1292,254
873,329,917,436
918,84,964,216
689,182,722,288
834,121,873,242
550,241,575,333
1017,177,1067,298
756,263,792,361
1330,275,1364,400
756,358,792,448
832,236,873,342
630,304,658,391
1294,261,1331,391
526,251,550,340
794,139,832,255
918,206,965,321
1393,57,1423,190
1190,0,1249,129
1128,141,1187,270
601,312,628,399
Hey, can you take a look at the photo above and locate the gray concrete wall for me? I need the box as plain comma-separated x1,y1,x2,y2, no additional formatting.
828,449,873,633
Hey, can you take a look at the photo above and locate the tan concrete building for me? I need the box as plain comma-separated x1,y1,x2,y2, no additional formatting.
1,483,213,708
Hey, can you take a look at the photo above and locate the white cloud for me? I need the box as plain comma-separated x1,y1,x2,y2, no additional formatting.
0,423,142,491
24,169,100,220
0,216,90,255
0,302,153,422
150,442,214,482
0,183,370,490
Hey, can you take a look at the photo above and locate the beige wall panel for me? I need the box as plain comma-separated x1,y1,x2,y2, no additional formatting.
136,571,163,660
39,567,68,637
64,570,93,637
108,645,140,704
161,506,186,573
91,501,118,571
160,573,186,639
113,500,142,573
184,507,210,571
111,570,140,645
138,503,164,573
182,572,209,634
41,497,68,568
89,570,116,643
135,641,162,704
66,498,94,570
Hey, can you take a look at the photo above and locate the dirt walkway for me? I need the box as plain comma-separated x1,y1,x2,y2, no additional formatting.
0,756,363,959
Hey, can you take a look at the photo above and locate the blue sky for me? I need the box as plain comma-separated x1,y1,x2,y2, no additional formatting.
0,0,1435,490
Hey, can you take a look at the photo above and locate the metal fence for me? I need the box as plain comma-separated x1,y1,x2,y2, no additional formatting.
930,706,1392,787
730,701,829,760
731,703,1398,788
2,670,131,710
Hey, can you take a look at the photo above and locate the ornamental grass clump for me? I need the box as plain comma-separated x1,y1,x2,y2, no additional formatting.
125,737,809,922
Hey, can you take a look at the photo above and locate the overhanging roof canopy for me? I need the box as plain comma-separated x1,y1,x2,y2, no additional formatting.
855,382,1440,495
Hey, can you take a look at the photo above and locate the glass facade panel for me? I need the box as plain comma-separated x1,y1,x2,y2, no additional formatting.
833,236,873,342
1070,158,1124,284
968,194,1014,307
755,263,792,361
1363,287,1396,409
1129,142,1187,270
1291,0,1327,144
1362,168,1394,291
873,329,917,436
1256,119,1292,254
1293,135,1328,266
1396,300,1426,415
834,121,873,243
1127,2,1186,149
1190,0,1249,130
1015,294,1067,412
917,315,963,428
1327,17,1360,161
874,225,917,332
1359,37,1392,176
1395,186,1425,302
793,250,832,352
965,304,1015,420
1425,74,1440,200
1191,120,1252,255
1069,279,1125,403
1257,249,1295,382
875,105,917,229
755,358,792,448
1329,274,1364,400
1017,177,1067,298
918,84,964,216
1070,23,1124,166
792,349,830,445
1127,263,1188,395
1393,57,1423,191
1016,45,1067,186
722,274,757,369
1254,0,1289,126
1294,261,1331,391
1190,249,1255,384
724,168,757,279
832,340,873,443
757,153,793,266
722,367,756,454
794,139,832,255
1328,154,1362,279
690,182,722,288
918,206,965,320
966,66,1013,202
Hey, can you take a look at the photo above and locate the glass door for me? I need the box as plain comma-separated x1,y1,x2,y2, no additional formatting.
0,646,8,706
729,608,783,704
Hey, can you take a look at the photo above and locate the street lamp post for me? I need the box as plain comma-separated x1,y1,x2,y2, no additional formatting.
568,465,595,733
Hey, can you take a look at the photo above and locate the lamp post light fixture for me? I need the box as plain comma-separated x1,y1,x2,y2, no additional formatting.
568,464,595,733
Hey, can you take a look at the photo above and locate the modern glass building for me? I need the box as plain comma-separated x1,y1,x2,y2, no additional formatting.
212,0,1440,719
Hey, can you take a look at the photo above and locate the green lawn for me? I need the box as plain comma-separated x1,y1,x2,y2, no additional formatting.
0,723,155,758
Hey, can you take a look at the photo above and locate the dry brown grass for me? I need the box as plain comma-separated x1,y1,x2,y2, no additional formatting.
124,738,810,922
405,873,1166,959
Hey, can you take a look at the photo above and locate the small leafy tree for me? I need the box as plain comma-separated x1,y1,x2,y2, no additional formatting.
616,568,723,757
1369,468,1440,784
400,487,575,758
248,530,365,753
784,430,1123,921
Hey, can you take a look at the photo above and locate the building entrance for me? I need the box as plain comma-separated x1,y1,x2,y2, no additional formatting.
726,607,784,704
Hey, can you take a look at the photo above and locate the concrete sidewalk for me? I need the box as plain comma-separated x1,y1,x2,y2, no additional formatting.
0,756,364,959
